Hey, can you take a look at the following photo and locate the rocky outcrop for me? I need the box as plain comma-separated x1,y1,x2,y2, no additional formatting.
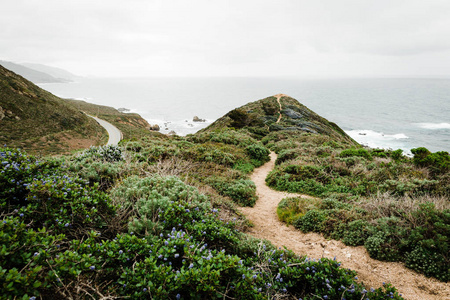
193,116,206,122
0,106,4,121
149,124,160,131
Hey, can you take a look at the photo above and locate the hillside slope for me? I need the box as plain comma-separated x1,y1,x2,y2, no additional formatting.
201,94,357,146
0,65,105,154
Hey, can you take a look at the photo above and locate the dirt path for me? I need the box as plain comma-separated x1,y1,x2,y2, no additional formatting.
239,152,450,300
274,93,285,123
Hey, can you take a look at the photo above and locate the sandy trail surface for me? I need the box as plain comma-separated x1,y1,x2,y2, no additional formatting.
239,152,450,300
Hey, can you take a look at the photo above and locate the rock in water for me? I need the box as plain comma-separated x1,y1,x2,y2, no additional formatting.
193,116,206,122
149,124,160,131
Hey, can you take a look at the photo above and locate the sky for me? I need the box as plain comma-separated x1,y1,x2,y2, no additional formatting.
2,0,450,78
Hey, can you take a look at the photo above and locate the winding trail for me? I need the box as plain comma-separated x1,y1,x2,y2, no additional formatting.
275,93,285,123
88,115,122,146
239,152,450,300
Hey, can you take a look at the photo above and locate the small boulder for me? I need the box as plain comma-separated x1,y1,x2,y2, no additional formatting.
149,124,160,131
193,116,205,122
0,106,4,121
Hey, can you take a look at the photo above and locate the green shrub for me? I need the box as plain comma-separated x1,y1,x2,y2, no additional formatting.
206,176,257,206
245,144,270,164
76,145,124,162
277,197,302,225
391,149,404,160
276,149,302,164
0,147,115,237
0,217,64,298
293,210,326,232
339,148,372,160
405,247,449,281
411,147,450,175
222,179,257,207
334,219,370,246
233,160,255,174
0,148,59,205
364,217,409,261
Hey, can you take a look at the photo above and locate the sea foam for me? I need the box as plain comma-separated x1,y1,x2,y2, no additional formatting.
346,129,410,153
417,123,450,130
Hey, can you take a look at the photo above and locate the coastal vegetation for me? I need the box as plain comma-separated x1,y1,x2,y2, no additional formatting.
1,71,447,299
0,144,402,299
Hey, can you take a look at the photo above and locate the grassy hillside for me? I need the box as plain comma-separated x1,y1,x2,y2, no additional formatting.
0,65,106,154
64,99,154,140
201,94,357,145
0,65,154,154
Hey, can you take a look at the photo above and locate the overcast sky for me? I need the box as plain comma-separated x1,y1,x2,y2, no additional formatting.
2,0,450,78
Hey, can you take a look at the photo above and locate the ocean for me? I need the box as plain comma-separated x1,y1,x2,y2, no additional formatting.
38,77,450,154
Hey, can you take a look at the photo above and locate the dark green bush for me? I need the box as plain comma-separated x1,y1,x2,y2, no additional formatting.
293,210,326,232
339,148,372,160
275,148,302,164
391,149,404,160
411,147,450,175
405,247,448,281
245,144,270,165
335,219,370,246
364,217,409,261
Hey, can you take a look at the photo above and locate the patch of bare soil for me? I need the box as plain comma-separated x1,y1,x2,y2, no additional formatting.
274,94,287,123
239,152,450,300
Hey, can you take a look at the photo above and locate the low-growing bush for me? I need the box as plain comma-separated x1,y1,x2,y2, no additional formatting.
281,194,449,281
208,177,257,206
411,147,450,176
245,144,270,166
339,148,372,160
75,145,124,162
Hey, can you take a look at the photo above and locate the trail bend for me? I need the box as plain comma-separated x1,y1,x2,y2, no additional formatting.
239,152,450,300
88,115,122,146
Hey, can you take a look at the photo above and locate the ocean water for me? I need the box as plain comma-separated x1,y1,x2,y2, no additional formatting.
39,77,450,154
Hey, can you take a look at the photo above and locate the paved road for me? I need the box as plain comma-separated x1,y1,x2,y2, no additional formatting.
89,115,122,146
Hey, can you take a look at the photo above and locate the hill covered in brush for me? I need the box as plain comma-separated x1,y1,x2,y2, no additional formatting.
0,65,152,154
0,64,107,154
201,94,356,145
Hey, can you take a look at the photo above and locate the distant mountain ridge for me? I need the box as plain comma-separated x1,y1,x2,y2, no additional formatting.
0,60,74,83
22,62,79,82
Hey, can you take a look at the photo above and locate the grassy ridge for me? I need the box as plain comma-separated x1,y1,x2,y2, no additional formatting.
0,65,106,154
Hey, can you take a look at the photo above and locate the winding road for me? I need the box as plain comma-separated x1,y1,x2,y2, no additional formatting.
239,152,450,300
89,115,122,146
